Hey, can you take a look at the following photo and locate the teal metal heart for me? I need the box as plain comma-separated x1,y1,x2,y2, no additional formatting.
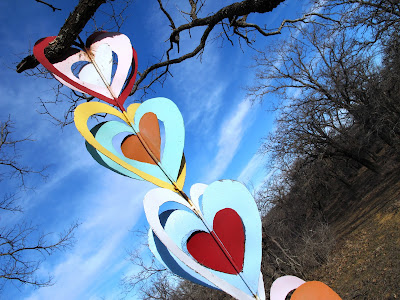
86,97,185,186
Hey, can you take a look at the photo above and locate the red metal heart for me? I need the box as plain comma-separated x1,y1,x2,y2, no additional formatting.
186,208,245,274
33,32,138,110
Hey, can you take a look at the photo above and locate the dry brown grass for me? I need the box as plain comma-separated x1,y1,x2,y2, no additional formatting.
310,164,400,299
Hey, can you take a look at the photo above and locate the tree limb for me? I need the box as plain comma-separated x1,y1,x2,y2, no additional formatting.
35,0,61,12
16,0,107,73
130,0,287,95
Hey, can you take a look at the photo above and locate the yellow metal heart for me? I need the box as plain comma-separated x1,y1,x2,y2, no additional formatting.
74,101,186,191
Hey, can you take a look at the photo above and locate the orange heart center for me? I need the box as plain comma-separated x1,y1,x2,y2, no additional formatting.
291,281,342,300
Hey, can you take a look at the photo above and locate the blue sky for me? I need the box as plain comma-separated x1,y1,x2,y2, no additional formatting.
0,0,309,299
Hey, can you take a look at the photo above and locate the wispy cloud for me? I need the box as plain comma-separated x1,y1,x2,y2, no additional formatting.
204,98,253,182
237,152,273,195
142,1,231,135
170,44,227,135
184,83,226,133
237,153,266,184
24,171,152,300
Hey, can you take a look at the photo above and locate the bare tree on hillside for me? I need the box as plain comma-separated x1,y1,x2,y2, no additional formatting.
250,22,389,172
318,0,400,46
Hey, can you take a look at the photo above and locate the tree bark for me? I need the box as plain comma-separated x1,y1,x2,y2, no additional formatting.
16,0,106,73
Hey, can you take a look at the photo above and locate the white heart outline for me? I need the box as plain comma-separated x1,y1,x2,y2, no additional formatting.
270,275,305,300
144,181,265,300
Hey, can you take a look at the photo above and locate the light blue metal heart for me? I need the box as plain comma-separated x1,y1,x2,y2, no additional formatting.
148,180,263,298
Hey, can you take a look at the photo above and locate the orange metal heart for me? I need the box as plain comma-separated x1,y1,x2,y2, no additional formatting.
291,281,342,300
121,112,161,164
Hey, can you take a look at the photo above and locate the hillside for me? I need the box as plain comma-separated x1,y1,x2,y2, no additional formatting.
310,161,400,299
123,2,400,298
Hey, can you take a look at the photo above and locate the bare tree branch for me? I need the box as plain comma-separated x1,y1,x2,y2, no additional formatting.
17,0,107,73
16,0,334,124
130,0,302,95
0,117,79,289
0,222,79,287
0,119,47,189
34,0,61,12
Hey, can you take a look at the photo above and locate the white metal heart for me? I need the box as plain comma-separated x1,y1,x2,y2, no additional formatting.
52,32,132,100
270,276,306,300
79,43,113,90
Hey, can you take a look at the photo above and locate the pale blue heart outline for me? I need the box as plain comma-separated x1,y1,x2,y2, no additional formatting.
147,180,263,298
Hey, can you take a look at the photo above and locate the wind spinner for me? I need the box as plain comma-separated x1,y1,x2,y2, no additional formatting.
33,31,341,300
270,276,341,300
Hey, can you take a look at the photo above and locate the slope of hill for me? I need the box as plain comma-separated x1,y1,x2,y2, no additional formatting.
311,163,400,299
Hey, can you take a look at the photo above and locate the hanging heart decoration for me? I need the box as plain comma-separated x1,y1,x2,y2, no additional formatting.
78,42,113,94
145,180,265,300
270,276,306,300
33,31,275,299
74,98,186,191
270,276,342,300
33,31,138,108
291,281,342,300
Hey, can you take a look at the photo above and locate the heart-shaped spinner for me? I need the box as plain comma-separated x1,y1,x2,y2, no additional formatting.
33,31,137,108
74,97,186,191
270,276,342,300
86,118,186,184
145,180,265,300
270,276,306,300
291,281,342,300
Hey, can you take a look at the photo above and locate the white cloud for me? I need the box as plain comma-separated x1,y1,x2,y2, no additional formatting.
141,1,232,135
184,84,225,133
237,153,266,184
170,43,227,135
204,98,253,182
24,172,152,300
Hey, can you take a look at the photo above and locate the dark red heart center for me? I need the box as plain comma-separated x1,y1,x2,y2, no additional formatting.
186,208,245,274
